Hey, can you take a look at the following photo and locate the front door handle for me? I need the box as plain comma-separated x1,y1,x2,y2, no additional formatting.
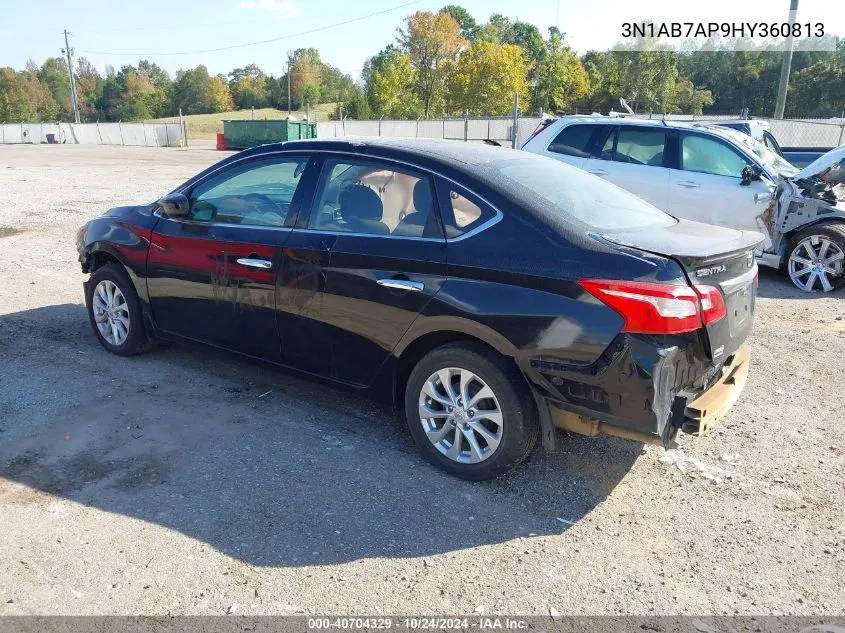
377,279,424,292
237,258,273,269
677,180,700,189
589,169,608,176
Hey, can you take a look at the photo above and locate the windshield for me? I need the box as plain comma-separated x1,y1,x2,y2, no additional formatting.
711,127,798,177
493,157,676,231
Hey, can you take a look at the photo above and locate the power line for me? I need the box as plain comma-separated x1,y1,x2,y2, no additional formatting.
77,0,423,57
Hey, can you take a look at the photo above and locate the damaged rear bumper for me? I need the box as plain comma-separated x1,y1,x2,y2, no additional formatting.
681,344,750,436
533,343,752,448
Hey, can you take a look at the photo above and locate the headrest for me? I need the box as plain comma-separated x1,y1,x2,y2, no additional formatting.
339,185,383,222
412,180,433,215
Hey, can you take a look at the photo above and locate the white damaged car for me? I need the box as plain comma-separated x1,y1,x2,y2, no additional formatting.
523,116,845,292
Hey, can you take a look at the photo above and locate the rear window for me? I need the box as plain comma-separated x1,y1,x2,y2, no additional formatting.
493,157,676,232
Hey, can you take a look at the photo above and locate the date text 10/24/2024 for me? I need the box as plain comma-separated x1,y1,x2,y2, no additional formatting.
307,618,530,630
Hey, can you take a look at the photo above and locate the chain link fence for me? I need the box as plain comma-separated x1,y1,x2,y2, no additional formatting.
0,121,186,147
627,113,845,148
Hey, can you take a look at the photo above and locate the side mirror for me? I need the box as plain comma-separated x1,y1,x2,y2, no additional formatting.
158,193,190,218
740,164,763,186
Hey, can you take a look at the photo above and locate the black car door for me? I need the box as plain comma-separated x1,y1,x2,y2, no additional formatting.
146,154,309,359
280,154,448,386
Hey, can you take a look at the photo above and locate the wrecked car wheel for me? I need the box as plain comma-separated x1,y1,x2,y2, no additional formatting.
405,343,539,481
786,224,845,292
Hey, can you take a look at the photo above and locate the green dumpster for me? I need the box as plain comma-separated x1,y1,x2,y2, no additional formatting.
222,119,317,150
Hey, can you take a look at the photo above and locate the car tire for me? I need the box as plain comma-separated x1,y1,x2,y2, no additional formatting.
85,263,150,356
785,223,845,292
404,342,539,481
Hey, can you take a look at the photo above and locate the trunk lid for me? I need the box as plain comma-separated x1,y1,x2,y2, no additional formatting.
601,219,762,361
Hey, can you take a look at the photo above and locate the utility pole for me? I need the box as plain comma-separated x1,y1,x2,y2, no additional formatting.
286,59,292,115
62,29,81,123
774,0,799,119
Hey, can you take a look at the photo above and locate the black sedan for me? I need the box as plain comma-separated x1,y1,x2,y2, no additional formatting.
76,138,759,480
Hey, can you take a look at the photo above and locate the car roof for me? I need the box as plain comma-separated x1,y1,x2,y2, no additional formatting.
549,115,699,130
545,116,754,145
247,137,529,167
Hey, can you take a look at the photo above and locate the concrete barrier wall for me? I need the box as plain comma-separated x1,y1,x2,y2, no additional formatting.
317,115,844,150
0,122,185,147
317,117,542,147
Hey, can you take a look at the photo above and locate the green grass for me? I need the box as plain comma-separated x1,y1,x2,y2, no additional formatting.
151,104,336,139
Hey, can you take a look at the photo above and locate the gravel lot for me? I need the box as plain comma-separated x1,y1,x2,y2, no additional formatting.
0,144,843,617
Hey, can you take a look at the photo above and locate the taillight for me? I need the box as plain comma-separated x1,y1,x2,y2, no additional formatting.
527,120,552,142
578,279,725,334
694,284,727,325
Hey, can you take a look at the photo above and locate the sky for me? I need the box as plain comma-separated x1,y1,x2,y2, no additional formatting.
0,0,841,80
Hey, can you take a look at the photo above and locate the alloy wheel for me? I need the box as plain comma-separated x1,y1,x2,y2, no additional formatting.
92,279,131,346
788,235,845,292
418,367,503,464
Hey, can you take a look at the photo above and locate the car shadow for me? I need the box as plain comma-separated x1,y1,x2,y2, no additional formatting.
0,303,641,568
756,266,843,300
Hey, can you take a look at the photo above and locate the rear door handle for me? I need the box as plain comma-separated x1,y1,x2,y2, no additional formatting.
237,258,273,269
677,181,700,189
377,279,424,292
589,169,608,176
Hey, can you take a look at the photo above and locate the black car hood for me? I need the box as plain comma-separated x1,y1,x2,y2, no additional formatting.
105,203,157,219
599,219,764,263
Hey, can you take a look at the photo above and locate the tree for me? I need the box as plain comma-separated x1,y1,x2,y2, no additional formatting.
674,77,714,115
367,49,423,118
335,84,373,120
173,65,216,114
38,57,73,120
446,40,528,115
440,5,479,41
397,10,464,117
477,14,513,44
286,49,322,110
74,57,103,121
209,74,234,112
538,29,589,114
0,67,58,121
96,65,170,120
320,64,355,104
228,63,268,109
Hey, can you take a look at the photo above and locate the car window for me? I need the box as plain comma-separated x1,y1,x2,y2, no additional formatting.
681,134,750,177
492,157,676,231
547,124,594,158
437,185,496,239
189,158,306,226
614,128,667,166
310,159,437,237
